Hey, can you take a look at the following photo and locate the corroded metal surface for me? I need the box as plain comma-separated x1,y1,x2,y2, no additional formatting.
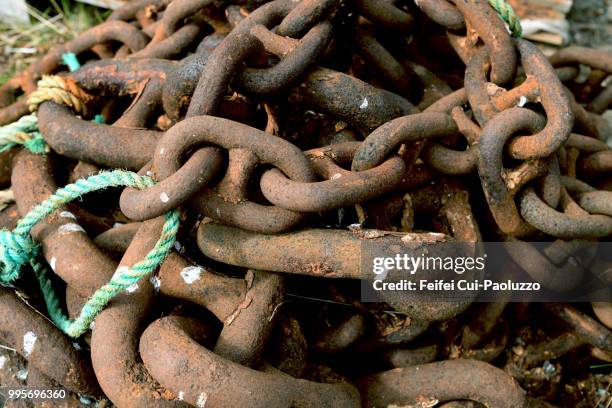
0,0,611,407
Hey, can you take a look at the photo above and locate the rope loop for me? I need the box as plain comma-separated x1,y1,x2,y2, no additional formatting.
0,170,179,338
27,75,91,115
0,67,89,155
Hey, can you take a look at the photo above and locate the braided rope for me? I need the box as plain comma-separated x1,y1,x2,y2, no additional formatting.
0,170,179,337
0,114,48,154
38,210,178,337
487,0,522,38
0,56,171,337
0,65,90,155
27,75,90,115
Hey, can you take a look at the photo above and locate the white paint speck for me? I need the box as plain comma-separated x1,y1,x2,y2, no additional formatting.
517,95,527,107
359,97,368,109
59,211,76,220
181,266,203,284
174,242,183,252
23,331,37,357
89,321,95,330
177,391,184,401
0,355,7,369
160,192,170,203
73,342,81,350
159,148,165,155
146,170,154,177
113,266,136,293
196,392,208,408
49,257,56,271
59,223,85,234
331,173,342,180
79,396,93,405
114,266,129,277
16,368,28,380
113,222,124,228
126,282,139,293
150,276,161,291
215,208,221,217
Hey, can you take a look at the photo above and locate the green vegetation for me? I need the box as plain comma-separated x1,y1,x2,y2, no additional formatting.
0,0,108,86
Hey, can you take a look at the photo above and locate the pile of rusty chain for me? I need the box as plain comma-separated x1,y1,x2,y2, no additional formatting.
0,0,611,406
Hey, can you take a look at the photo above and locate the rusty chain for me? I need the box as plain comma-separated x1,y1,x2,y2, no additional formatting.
0,0,611,407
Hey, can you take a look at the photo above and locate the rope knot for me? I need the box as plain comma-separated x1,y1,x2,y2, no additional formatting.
0,229,39,283
27,75,91,116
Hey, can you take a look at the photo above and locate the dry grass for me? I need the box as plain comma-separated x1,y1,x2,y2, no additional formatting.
0,0,108,85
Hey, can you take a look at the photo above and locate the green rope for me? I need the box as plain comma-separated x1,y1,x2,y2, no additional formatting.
0,170,179,337
0,56,160,337
61,52,81,72
0,69,88,155
487,0,522,38
0,59,104,155
0,109,104,155
0,114,49,154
